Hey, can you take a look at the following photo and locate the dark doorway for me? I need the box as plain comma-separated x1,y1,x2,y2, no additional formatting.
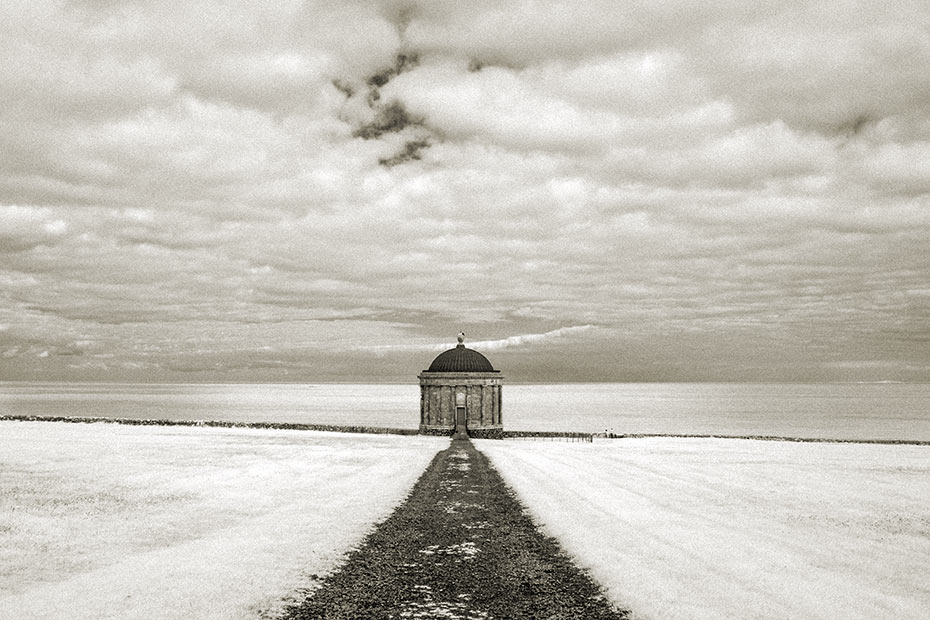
455,406,466,433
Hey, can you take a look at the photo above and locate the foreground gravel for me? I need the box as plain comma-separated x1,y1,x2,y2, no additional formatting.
282,437,628,620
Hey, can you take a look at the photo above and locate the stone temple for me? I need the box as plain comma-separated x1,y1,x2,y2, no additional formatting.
418,333,503,439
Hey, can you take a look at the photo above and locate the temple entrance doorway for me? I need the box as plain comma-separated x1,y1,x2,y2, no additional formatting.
455,406,467,434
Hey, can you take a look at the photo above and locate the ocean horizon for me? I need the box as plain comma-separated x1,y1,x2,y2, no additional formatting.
2,381,929,442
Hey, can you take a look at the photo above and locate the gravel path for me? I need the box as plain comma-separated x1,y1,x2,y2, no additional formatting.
282,438,628,620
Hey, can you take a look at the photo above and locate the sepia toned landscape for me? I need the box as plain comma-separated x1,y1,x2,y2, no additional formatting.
3,0,929,618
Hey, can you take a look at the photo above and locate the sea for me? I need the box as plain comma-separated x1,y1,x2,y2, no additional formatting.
1,382,929,441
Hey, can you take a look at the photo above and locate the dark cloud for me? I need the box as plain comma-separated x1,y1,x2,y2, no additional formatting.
379,139,430,167
353,101,422,139
346,53,437,164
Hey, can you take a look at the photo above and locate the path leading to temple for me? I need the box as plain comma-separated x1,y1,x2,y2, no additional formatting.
282,438,628,620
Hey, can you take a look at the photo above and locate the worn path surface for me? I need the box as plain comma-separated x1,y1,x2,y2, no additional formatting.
283,438,628,620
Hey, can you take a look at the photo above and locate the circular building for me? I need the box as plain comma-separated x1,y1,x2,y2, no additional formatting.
419,333,503,439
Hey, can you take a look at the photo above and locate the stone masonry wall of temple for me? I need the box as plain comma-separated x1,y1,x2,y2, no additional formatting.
418,372,503,438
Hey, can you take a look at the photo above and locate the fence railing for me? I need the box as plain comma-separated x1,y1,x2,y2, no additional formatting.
502,431,593,443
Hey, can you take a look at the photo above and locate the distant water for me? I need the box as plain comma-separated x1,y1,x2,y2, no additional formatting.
1,382,929,441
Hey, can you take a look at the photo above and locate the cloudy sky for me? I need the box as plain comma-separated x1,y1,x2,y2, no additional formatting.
2,0,929,383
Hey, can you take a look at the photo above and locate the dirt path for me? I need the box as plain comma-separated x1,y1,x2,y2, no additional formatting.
282,438,628,620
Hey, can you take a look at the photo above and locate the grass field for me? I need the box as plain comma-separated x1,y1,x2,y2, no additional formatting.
6,421,928,620
0,421,445,620
479,437,930,620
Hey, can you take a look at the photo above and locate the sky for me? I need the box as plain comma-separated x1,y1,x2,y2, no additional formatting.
1,0,929,383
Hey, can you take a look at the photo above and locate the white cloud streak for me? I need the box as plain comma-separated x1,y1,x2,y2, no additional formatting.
359,325,599,354
467,326,598,351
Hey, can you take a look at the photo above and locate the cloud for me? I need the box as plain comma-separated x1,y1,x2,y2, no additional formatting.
0,205,70,252
1,0,929,382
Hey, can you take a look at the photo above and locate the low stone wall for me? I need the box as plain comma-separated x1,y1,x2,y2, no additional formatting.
597,432,930,446
17,416,915,445
0,414,419,436
467,427,504,440
418,427,454,437
417,427,505,439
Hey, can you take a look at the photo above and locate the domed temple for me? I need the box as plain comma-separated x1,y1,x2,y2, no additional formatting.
418,333,504,439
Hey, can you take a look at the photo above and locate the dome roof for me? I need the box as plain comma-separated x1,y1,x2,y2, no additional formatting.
426,345,496,372
425,333,497,373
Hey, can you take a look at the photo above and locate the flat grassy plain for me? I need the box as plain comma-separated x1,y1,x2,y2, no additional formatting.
0,421,446,620
479,437,930,620
5,421,928,620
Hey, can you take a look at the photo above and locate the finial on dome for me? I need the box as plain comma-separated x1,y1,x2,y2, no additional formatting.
457,331,465,345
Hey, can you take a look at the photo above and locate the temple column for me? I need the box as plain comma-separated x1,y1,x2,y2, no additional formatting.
497,385,504,424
